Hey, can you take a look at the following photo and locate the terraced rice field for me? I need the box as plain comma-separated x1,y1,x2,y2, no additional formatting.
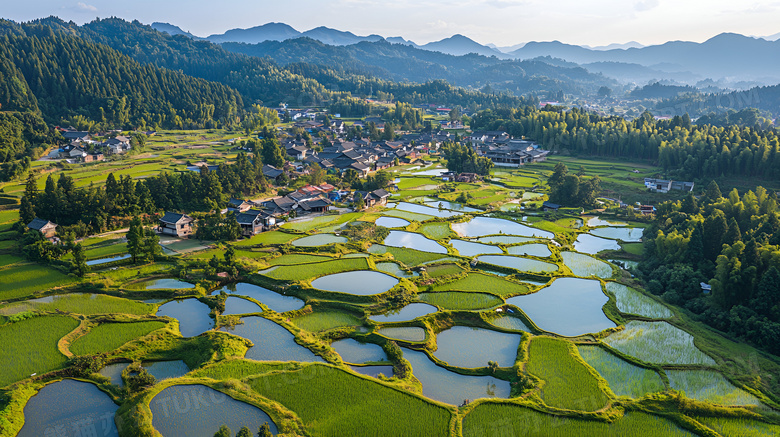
666,370,764,406
419,292,503,310
263,258,370,281
577,345,665,398
69,321,167,355
293,312,363,332
605,282,672,319
432,273,528,298
603,321,716,365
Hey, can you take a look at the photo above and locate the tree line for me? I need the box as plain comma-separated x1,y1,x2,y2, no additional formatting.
470,106,780,180
641,181,780,355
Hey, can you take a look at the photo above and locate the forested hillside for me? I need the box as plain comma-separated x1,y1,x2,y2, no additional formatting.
471,106,780,180
0,22,243,129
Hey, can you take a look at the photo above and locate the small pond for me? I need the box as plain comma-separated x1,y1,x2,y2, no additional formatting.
488,315,532,332
383,230,448,254
451,239,503,257
476,255,558,273
311,271,399,295
375,216,411,228
393,202,461,218
291,234,348,247
222,296,264,315
587,217,626,227
157,299,213,337
404,349,511,405
377,326,427,342
220,316,324,362
476,235,537,245
573,234,621,254
369,303,438,323
350,365,394,378
99,362,127,386
143,360,190,381
144,278,196,290
452,216,553,239
506,278,616,336
506,243,552,257
561,251,613,278
375,262,419,278
433,326,520,368
150,384,278,436
86,254,131,266
590,227,644,242
215,283,305,313
18,379,119,437
331,338,387,363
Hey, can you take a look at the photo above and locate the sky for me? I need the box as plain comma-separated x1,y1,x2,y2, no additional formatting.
4,0,780,47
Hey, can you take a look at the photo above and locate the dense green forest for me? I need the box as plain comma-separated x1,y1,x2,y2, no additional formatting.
470,106,780,180
0,22,243,129
656,84,780,118
641,182,780,357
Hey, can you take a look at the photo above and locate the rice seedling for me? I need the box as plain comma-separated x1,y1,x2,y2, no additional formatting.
0,315,80,387
463,406,696,437
418,222,455,240
266,253,334,266
561,252,613,279
233,230,299,246
191,359,296,380
605,282,672,319
667,370,764,406
247,364,452,436
425,263,464,278
526,337,609,411
283,215,342,232
418,292,503,310
432,273,528,298
380,209,435,222
0,263,78,301
293,311,362,332
70,321,166,355
0,293,153,316
263,258,369,281
369,244,449,266
577,345,665,398
694,416,780,437
603,321,716,366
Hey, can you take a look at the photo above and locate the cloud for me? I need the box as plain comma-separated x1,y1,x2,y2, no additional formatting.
634,0,660,11
483,0,529,8
74,2,98,12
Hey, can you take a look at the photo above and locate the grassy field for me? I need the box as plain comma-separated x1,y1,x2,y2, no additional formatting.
248,364,452,436
694,416,780,437
620,242,644,256
293,311,363,332
432,273,528,298
0,293,153,316
418,292,503,310
233,231,300,246
605,282,672,319
418,222,455,240
369,244,449,266
264,258,370,281
70,321,166,355
604,321,716,366
666,370,764,406
0,316,80,387
0,262,78,301
577,345,665,398
425,263,464,278
463,406,696,437
526,337,609,411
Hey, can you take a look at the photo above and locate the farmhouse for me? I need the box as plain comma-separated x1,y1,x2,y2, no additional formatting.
27,218,58,239
542,201,561,212
158,212,195,238
644,178,694,193
235,209,276,236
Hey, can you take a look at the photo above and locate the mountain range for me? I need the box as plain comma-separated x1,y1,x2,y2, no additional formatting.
153,22,780,85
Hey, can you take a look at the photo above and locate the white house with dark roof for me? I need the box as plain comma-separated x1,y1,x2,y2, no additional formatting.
27,218,58,239
158,212,195,238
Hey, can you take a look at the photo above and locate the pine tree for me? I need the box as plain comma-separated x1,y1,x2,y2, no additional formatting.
725,217,742,245
72,243,88,277
127,217,143,263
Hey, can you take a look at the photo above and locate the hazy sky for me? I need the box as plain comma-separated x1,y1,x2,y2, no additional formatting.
4,0,780,46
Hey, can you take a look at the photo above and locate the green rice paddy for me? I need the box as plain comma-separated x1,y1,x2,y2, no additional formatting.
577,345,665,398
603,321,716,366
432,273,528,298
69,321,167,355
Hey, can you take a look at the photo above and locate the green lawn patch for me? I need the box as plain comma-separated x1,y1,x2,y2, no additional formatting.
70,321,166,355
248,364,452,436
432,273,528,298
264,258,370,281
526,337,609,411
0,315,80,387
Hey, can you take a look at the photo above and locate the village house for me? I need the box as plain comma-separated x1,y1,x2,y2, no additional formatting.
27,218,58,240
644,178,694,193
227,198,254,213
352,188,392,208
542,201,561,212
158,212,195,238
235,209,276,236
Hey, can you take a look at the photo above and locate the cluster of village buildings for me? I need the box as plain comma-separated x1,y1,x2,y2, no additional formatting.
50,127,148,163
